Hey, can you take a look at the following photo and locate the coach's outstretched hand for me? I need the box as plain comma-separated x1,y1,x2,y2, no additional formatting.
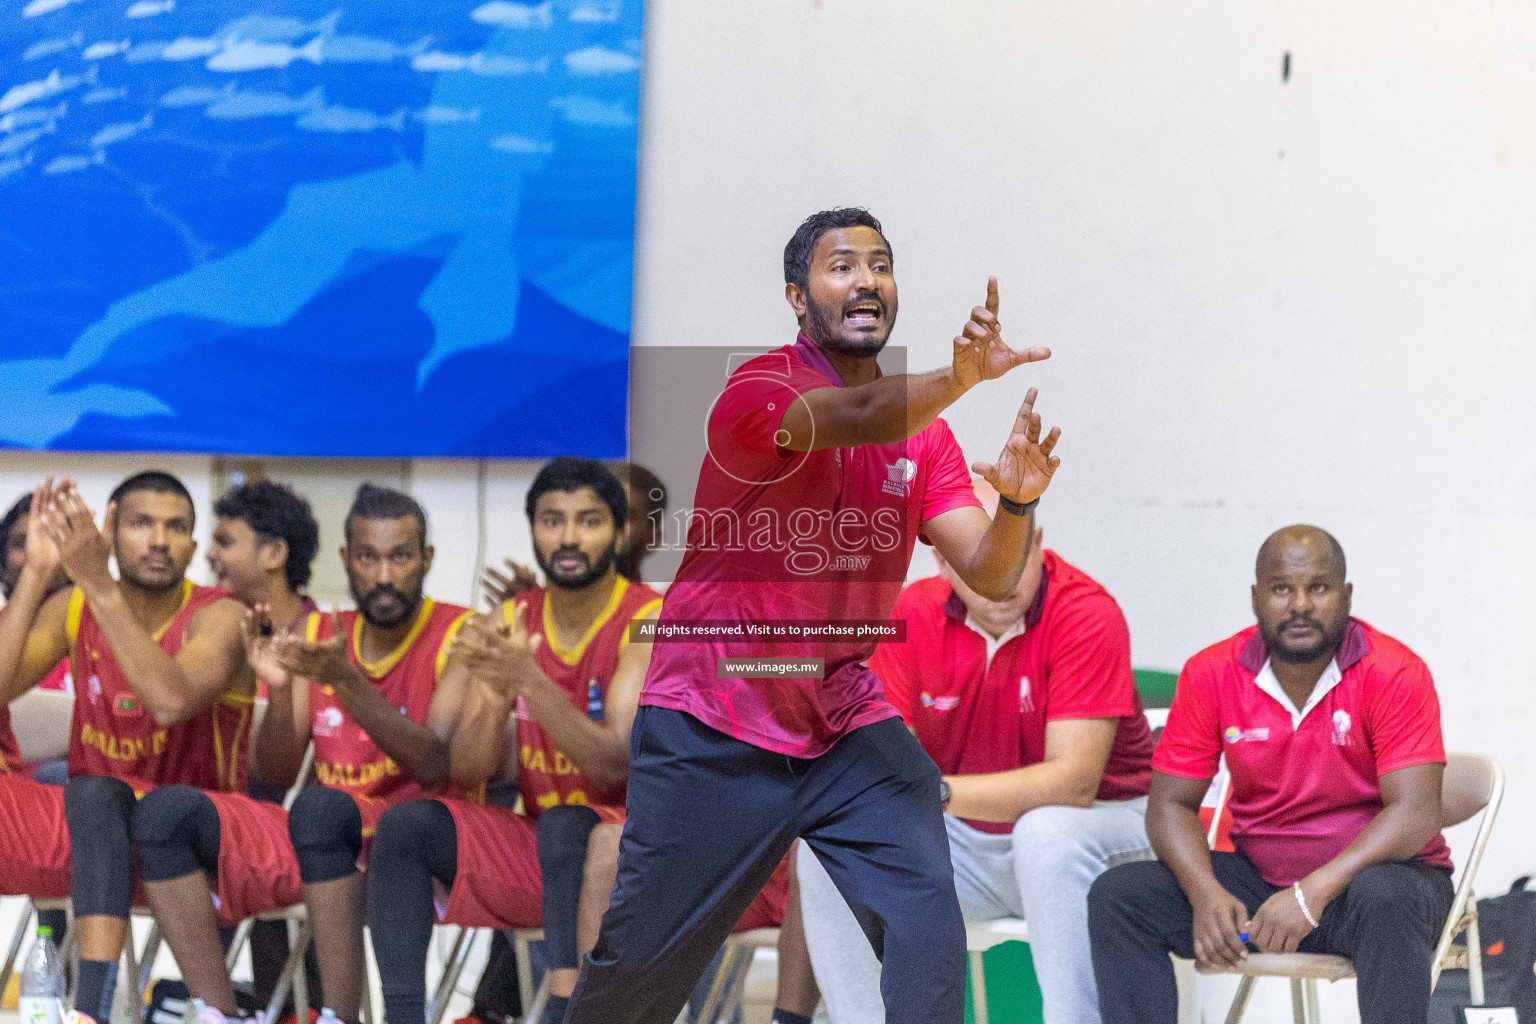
971,387,1061,506
950,277,1051,391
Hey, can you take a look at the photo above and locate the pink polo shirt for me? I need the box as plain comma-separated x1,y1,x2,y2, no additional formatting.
1154,619,1451,886
874,555,1154,834
640,334,981,757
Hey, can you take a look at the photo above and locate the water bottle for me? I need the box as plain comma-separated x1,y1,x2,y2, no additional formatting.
18,925,64,1024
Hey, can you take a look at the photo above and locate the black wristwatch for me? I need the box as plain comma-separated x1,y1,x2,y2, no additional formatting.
939,779,952,809
998,494,1039,517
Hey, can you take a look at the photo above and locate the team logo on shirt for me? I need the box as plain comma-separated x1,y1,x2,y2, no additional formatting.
1224,726,1270,743
1332,710,1353,746
313,706,344,738
1019,676,1035,715
882,458,917,498
87,674,102,705
113,696,142,718
920,691,959,713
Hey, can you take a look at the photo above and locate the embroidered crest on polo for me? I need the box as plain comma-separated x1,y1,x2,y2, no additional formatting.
1332,709,1353,746
1224,726,1244,743
1019,674,1035,714
882,457,916,497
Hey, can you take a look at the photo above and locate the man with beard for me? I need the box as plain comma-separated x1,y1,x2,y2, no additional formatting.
365,458,670,1024
130,483,472,1024
1089,526,1453,1024
0,473,255,1023
566,207,1062,1024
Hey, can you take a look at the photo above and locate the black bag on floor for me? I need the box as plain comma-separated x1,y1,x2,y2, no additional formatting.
1430,876,1536,1023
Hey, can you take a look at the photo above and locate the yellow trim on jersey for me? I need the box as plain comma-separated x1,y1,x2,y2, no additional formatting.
617,598,664,652
353,598,435,678
435,610,473,678
305,612,322,643
151,579,195,642
65,588,85,648
221,700,251,791
212,702,226,791
539,576,629,667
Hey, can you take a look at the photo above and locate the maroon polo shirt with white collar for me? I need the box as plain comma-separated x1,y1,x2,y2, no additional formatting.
1155,618,1451,886
872,551,1154,834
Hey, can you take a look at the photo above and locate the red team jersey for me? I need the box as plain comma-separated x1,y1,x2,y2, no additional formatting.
641,335,981,757
1155,619,1451,886
68,581,252,791
874,554,1155,834
510,577,663,817
307,598,471,812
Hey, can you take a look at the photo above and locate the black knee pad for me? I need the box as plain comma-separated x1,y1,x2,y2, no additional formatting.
372,799,455,866
131,785,221,882
287,786,363,884
63,774,138,917
536,804,601,875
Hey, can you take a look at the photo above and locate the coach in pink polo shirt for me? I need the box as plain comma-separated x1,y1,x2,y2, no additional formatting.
797,488,1156,1024
1088,525,1453,1024
567,207,1064,1024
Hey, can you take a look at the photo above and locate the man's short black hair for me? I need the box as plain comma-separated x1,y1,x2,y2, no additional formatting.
526,457,627,528
783,207,890,292
110,471,195,527
0,493,33,551
215,480,321,592
345,483,427,550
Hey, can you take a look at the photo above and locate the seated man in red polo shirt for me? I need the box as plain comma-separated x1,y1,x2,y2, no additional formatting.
1088,525,1452,1024
797,483,1155,1024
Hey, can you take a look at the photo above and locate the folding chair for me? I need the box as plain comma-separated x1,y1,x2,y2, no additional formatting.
212,739,342,1024
962,707,1194,1024
1198,752,1504,1024
691,927,780,1024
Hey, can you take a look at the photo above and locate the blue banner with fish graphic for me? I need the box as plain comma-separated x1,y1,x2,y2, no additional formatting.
0,0,637,458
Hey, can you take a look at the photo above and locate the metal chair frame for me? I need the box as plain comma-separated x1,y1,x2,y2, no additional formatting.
1201,752,1505,1024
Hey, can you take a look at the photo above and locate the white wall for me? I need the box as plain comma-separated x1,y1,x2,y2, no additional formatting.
629,2,1536,1019
2,2,1532,1019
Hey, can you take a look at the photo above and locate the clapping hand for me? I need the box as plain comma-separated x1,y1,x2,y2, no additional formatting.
452,603,543,700
269,606,351,689
38,486,114,591
242,604,294,692
480,558,538,608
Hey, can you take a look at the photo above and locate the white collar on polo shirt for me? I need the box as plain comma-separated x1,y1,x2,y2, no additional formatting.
963,614,1027,671
1254,657,1344,730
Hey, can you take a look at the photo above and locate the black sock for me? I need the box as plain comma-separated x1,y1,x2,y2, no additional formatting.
772,1010,813,1024
76,957,118,1021
537,995,569,1024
